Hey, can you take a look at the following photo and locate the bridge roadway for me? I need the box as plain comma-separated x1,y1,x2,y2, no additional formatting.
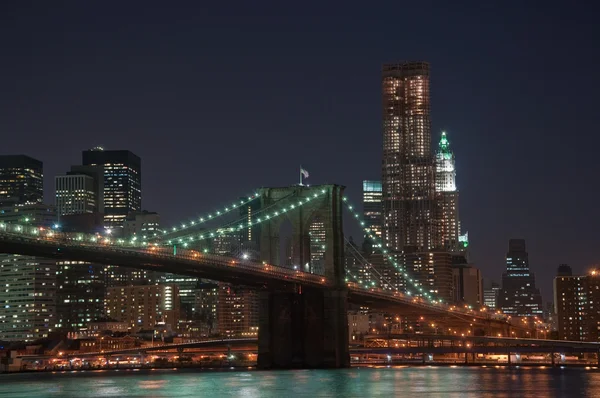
0,223,524,331
360,334,600,355
65,338,258,359
20,335,600,363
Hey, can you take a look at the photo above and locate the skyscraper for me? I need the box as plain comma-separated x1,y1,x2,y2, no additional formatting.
483,280,501,309
55,174,97,216
55,164,104,219
0,158,56,341
55,260,106,332
497,239,543,317
82,148,141,229
362,180,383,254
0,256,57,341
382,62,435,253
434,132,460,250
0,155,43,207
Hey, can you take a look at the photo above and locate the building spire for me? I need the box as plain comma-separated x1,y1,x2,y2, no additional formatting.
438,131,451,158
435,131,456,192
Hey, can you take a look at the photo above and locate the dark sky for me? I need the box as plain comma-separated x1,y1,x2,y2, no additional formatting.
1,1,598,301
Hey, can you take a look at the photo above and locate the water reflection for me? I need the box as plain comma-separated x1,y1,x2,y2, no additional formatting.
0,367,599,397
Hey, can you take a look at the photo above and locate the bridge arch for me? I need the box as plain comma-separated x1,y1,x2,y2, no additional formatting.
258,184,345,286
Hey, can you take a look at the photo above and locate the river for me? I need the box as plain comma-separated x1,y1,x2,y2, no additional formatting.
1,366,599,397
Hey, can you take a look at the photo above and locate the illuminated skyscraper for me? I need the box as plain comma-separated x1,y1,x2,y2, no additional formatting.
362,180,383,252
497,239,543,317
0,161,56,341
55,174,97,216
434,132,460,250
382,62,435,253
0,155,43,206
309,217,326,274
82,148,141,229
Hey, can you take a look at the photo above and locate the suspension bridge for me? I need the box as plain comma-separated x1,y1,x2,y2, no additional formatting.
0,184,535,368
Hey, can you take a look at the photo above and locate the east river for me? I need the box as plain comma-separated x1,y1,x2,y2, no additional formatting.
1,366,600,397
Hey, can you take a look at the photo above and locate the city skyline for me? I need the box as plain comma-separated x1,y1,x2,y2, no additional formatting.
1,2,598,302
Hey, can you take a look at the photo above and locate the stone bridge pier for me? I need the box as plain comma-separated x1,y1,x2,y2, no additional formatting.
256,185,350,368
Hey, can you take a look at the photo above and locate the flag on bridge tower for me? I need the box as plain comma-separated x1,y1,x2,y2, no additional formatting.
300,166,309,185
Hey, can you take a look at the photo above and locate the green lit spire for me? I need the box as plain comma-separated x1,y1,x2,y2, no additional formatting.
438,131,452,160
439,131,449,151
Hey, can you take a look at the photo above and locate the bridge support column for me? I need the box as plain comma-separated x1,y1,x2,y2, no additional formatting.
257,288,349,369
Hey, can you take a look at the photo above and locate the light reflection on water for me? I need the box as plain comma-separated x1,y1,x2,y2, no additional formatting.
1,367,600,397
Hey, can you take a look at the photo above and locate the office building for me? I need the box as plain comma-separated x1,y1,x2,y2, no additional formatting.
82,148,141,229
345,237,373,287
452,265,483,307
382,62,435,253
123,211,161,238
194,282,219,336
217,284,258,338
402,251,453,303
483,280,500,309
158,274,199,322
362,180,383,254
55,164,104,220
0,204,56,227
0,155,43,206
497,239,543,317
0,256,56,341
105,285,179,331
55,174,97,216
55,261,106,332
434,132,460,250
309,217,326,274
0,166,57,342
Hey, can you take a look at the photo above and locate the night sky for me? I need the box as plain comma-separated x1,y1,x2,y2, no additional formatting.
1,1,598,301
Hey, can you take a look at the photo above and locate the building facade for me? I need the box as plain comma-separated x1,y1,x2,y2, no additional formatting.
123,211,161,238
483,280,500,309
194,282,219,336
55,260,106,332
553,265,600,342
497,239,543,317
0,155,43,206
82,148,141,229
452,265,483,307
382,62,435,254
216,284,258,338
554,265,585,341
105,285,179,331
362,180,383,251
402,250,453,303
55,174,97,216
0,256,56,341
0,173,57,341
309,217,326,275
434,132,460,250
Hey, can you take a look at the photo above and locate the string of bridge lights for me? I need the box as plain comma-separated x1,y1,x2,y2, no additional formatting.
344,237,396,292
160,192,260,237
161,189,329,247
342,196,442,304
157,191,298,244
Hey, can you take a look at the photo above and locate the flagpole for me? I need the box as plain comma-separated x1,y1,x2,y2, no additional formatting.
299,166,303,186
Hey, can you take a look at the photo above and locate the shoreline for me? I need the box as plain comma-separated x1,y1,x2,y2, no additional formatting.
2,362,599,375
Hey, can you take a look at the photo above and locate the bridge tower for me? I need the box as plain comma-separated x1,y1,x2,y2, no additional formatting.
256,184,349,368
